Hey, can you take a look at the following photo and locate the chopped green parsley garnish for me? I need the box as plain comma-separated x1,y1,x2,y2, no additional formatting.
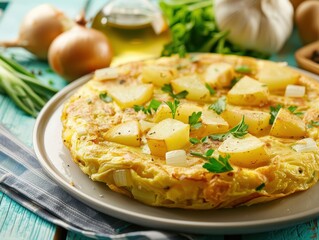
189,112,202,129
205,83,216,95
191,149,233,173
287,105,303,116
165,99,180,119
255,183,266,191
99,92,113,103
161,83,188,99
269,104,282,125
209,116,248,141
235,65,252,74
307,120,319,128
133,99,161,115
208,96,226,115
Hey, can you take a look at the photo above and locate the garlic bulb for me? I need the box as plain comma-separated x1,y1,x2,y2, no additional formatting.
214,0,294,54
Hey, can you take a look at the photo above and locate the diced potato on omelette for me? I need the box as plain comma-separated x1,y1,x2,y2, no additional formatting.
153,103,202,123
104,121,142,147
107,83,153,108
146,119,190,157
142,65,177,86
256,61,299,91
192,110,229,137
221,108,271,135
218,134,270,168
204,62,234,88
171,75,210,101
270,108,306,138
227,76,269,106
139,120,156,133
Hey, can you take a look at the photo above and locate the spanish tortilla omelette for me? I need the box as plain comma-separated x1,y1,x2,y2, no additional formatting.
61,54,319,209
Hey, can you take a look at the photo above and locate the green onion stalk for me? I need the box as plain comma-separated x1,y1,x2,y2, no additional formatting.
0,54,58,117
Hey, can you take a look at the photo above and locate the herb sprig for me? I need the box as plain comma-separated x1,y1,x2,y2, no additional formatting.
209,116,248,141
133,99,161,115
99,92,113,103
161,84,188,99
270,104,304,124
287,105,303,116
189,112,202,129
208,96,226,115
235,65,252,74
307,120,319,128
269,104,282,125
191,149,233,173
205,83,216,95
165,99,180,119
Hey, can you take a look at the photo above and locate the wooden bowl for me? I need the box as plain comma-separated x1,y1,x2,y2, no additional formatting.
295,40,319,75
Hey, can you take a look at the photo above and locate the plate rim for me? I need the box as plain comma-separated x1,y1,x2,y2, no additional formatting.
33,67,319,235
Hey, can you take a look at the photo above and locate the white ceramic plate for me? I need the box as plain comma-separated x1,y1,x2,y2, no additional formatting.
33,70,319,235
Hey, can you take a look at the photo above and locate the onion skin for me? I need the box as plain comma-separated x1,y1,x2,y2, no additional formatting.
295,1,319,45
48,25,113,81
0,4,73,60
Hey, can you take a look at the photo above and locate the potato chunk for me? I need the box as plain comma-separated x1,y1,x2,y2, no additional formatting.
221,108,271,135
171,75,210,101
256,61,299,91
146,119,190,157
142,65,177,87
270,108,306,138
104,121,141,147
107,83,153,108
227,76,269,106
218,134,270,168
204,62,234,88
192,110,229,137
153,103,202,123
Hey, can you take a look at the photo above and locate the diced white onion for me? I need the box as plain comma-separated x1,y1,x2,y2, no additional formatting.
292,138,318,152
94,67,118,81
165,150,187,167
76,126,87,136
131,187,156,204
113,169,132,187
285,85,306,97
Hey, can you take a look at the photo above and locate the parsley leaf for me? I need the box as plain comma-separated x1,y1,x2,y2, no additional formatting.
205,83,216,95
208,96,226,115
189,138,200,144
269,104,282,125
230,77,240,88
235,65,252,74
287,105,303,116
209,116,248,141
133,99,161,114
189,112,202,129
161,83,188,99
165,99,180,119
255,183,265,191
191,149,233,173
307,120,319,128
99,92,113,103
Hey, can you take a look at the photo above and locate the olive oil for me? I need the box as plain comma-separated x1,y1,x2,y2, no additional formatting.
91,0,170,66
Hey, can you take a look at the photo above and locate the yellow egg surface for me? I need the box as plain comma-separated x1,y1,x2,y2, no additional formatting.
61,54,319,209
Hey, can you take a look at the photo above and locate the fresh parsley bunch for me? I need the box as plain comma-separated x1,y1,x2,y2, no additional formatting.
159,0,269,58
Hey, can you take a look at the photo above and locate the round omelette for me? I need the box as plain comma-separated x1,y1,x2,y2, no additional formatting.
61,54,319,209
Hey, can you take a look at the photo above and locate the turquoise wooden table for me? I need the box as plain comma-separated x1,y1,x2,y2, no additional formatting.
0,0,319,239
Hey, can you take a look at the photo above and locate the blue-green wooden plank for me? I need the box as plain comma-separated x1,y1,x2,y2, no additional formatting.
242,220,318,240
0,192,56,240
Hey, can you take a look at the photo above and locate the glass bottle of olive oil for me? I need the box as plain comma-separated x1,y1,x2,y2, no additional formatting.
91,0,171,66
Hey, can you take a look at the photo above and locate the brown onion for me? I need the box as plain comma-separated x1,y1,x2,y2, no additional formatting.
48,25,113,81
0,4,74,60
